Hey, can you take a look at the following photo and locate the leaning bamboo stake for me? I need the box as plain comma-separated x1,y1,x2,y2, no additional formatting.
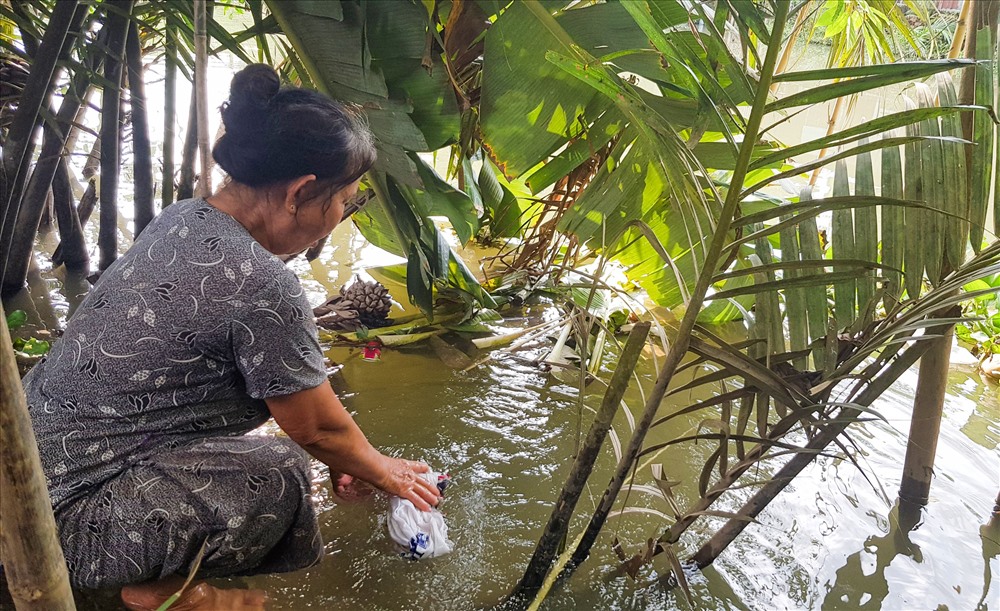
194,0,211,198
949,0,973,59
510,323,651,603
770,0,812,93
808,94,846,186
0,303,76,610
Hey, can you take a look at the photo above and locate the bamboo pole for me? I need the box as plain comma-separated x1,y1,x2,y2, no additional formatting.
98,1,134,271
949,0,973,59
509,323,651,603
770,0,812,93
194,0,211,198
808,95,847,186
0,303,76,610
898,321,954,504
162,19,177,208
126,20,154,235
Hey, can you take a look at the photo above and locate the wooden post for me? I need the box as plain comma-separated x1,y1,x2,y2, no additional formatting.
162,19,177,209
0,303,76,610
509,323,650,603
899,323,954,504
194,0,211,198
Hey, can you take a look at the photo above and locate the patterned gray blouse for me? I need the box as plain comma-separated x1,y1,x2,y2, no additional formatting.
23,199,328,512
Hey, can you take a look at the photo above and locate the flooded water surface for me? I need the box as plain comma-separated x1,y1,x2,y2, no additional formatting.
8,219,998,611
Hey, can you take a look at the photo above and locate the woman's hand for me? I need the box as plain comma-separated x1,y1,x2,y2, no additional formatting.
372,455,441,512
268,383,441,512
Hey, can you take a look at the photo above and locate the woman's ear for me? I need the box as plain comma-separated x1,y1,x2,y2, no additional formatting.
283,174,318,214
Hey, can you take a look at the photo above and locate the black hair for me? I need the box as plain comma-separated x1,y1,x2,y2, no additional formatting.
213,64,376,196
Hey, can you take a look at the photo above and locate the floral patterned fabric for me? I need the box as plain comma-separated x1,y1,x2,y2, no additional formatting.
22,199,328,588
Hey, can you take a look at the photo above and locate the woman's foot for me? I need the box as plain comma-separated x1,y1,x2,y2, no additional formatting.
121,578,267,611
332,473,375,503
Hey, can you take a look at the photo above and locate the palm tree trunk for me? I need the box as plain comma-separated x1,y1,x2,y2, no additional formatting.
98,0,134,271
0,304,76,611
126,20,154,235
194,0,212,197
0,0,86,297
177,83,199,201
162,19,177,208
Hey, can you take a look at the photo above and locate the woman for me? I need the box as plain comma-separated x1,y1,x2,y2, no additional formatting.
22,64,440,610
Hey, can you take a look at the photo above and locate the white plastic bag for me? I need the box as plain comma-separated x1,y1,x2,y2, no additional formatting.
387,470,453,560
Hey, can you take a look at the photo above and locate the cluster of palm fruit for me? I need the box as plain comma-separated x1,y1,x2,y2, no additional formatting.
314,277,393,330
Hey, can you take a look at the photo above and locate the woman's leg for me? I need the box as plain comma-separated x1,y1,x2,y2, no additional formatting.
56,435,323,602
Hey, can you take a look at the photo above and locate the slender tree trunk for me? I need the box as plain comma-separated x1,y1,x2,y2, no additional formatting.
510,323,650,603
76,179,98,226
162,19,177,208
177,84,199,201
0,303,76,611
0,0,86,297
12,30,103,281
126,21,154,235
37,190,54,231
51,161,89,271
194,0,212,197
98,0,134,270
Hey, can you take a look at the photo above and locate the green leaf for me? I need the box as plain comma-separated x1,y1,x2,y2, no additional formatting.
767,60,975,112
480,0,602,177
5,309,27,331
13,337,50,356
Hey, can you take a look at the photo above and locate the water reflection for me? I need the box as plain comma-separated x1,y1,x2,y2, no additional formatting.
822,501,923,610
980,501,1000,610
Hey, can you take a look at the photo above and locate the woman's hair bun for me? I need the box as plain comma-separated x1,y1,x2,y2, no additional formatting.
220,63,280,139
213,63,377,189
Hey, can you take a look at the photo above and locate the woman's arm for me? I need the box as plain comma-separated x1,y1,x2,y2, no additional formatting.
266,382,440,511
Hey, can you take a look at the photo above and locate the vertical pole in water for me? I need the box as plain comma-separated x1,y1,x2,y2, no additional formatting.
898,322,954,504
98,0,133,271
194,0,211,198
0,304,76,610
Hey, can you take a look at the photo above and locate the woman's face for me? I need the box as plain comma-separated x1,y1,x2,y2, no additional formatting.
275,178,360,256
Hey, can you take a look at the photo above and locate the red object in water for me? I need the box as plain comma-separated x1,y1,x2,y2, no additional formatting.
362,340,382,362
